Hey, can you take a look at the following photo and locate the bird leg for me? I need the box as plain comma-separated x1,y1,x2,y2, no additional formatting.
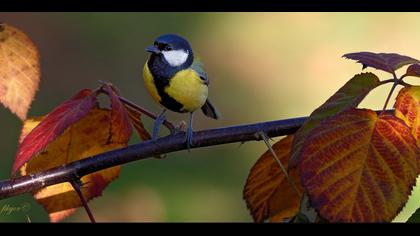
186,112,194,151
152,109,167,140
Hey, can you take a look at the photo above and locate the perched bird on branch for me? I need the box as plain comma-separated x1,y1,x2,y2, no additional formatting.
143,34,220,149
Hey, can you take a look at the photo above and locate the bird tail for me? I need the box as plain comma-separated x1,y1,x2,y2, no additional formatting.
201,99,221,120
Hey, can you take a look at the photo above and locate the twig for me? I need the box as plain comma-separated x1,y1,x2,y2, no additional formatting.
70,179,96,223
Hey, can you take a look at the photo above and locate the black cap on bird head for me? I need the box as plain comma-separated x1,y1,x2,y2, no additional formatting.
146,34,194,69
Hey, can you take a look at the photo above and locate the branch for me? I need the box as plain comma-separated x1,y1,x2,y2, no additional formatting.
0,116,304,200
0,110,392,200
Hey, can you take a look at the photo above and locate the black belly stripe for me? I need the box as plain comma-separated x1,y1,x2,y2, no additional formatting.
147,56,185,113
157,83,185,113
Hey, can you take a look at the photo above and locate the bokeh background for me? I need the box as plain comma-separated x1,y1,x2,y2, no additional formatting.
0,12,420,222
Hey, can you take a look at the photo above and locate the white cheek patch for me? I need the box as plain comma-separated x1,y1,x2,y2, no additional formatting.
162,50,189,67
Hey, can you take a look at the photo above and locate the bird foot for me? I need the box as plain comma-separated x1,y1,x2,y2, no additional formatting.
186,129,194,152
152,113,167,140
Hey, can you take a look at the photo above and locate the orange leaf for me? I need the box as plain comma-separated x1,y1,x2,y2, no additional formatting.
300,109,419,222
49,208,77,223
20,108,129,222
102,84,132,143
394,86,420,147
243,135,303,222
0,23,40,120
13,89,97,174
289,72,380,167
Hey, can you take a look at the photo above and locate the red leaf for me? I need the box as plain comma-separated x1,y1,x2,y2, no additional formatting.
406,64,420,78
102,84,132,144
343,52,419,73
13,89,97,174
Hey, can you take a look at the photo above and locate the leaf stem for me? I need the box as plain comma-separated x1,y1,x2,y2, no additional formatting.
381,81,399,115
379,78,411,87
381,72,404,115
379,78,395,85
70,180,96,223
398,74,412,87
259,132,301,198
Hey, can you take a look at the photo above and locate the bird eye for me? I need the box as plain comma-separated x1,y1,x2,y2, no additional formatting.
165,45,172,51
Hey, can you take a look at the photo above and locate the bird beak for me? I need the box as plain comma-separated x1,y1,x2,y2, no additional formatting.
146,45,160,54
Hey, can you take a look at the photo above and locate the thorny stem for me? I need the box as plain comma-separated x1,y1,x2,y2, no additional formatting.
259,132,302,198
70,180,96,223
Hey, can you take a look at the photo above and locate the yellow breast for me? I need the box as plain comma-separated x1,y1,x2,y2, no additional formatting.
143,62,162,104
165,69,208,112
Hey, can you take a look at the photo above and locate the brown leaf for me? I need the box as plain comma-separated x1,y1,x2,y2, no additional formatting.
0,23,40,120
406,64,420,78
289,72,380,167
343,52,419,73
300,109,419,222
243,135,303,222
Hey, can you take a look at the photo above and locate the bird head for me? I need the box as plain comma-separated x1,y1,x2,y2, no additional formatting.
146,34,194,68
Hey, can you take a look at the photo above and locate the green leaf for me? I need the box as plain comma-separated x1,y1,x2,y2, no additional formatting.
289,72,380,167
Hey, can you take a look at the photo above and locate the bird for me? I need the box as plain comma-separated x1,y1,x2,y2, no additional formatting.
143,34,220,150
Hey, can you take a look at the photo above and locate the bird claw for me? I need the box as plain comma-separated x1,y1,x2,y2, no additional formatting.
154,154,167,159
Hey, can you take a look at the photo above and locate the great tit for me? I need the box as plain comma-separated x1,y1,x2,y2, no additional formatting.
143,34,220,149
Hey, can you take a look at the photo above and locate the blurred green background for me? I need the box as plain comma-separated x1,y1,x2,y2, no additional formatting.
0,12,420,222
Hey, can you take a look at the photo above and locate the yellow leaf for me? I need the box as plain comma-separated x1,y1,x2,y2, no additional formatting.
20,108,129,222
0,23,40,120
395,86,420,150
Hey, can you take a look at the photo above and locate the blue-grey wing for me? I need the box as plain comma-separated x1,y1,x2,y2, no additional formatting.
191,60,209,85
